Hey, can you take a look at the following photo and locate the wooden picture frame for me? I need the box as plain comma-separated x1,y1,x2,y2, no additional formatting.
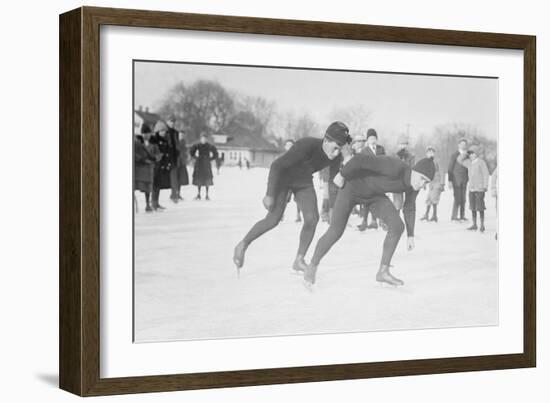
59,6,536,396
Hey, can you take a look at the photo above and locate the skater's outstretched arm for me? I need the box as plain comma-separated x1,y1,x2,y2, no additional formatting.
402,189,419,238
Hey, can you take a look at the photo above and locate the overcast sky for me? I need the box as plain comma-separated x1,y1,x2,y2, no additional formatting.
134,60,498,141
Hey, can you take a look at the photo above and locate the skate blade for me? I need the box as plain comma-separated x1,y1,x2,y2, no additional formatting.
375,281,404,288
290,269,304,276
302,279,315,293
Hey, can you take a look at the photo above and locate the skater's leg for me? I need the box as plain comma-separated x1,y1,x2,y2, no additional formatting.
369,196,405,285
205,186,210,200
370,196,405,267
241,189,288,246
294,187,319,257
234,189,288,269
310,190,354,267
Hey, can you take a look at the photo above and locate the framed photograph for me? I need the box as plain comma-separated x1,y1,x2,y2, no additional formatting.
59,6,536,396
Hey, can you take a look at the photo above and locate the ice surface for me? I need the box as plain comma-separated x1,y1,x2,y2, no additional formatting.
134,166,498,342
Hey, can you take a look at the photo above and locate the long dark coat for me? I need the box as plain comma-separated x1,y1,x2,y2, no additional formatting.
134,139,158,192
149,133,173,189
190,142,218,186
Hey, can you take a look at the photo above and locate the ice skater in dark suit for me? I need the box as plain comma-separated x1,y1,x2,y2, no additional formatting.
447,138,469,221
233,122,351,274
304,154,435,287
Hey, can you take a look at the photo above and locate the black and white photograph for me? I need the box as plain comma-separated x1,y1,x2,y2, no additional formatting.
132,60,499,343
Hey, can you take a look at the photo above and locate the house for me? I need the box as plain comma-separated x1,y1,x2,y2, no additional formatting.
212,134,282,168
134,106,160,135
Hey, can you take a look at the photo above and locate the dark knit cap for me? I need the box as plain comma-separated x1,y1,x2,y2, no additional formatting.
366,128,378,140
412,157,436,181
325,121,351,146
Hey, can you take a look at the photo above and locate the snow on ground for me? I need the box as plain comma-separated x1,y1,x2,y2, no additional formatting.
134,166,498,342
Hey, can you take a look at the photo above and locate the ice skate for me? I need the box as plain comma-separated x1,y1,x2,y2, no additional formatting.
194,195,201,201
376,264,404,286
292,255,307,274
145,205,153,213
303,263,318,288
429,215,438,222
420,214,429,221
357,221,368,232
480,225,485,233
467,224,478,231
205,195,210,201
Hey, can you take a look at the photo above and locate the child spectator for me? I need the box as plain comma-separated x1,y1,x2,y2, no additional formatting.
457,145,489,232
420,146,444,222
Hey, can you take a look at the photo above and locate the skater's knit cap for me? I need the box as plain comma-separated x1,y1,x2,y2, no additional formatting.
366,128,378,140
458,137,468,144
325,121,351,146
412,157,436,181
426,145,436,152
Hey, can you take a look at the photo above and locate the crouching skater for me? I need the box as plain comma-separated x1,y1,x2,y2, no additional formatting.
233,121,351,275
304,153,435,287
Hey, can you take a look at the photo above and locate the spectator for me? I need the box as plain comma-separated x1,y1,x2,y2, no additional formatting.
149,120,173,211
420,146,444,222
358,129,386,231
457,145,489,232
392,135,415,212
448,138,469,222
190,133,218,200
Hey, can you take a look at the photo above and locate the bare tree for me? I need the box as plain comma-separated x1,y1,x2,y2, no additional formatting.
330,104,372,135
158,80,235,140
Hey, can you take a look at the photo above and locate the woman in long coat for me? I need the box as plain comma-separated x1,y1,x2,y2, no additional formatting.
190,133,218,200
134,132,161,212
149,121,174,210
421,146,444,222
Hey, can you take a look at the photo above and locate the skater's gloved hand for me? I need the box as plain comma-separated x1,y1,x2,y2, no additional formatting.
263,195,275,211
407,237,415,251
333,173,345,188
